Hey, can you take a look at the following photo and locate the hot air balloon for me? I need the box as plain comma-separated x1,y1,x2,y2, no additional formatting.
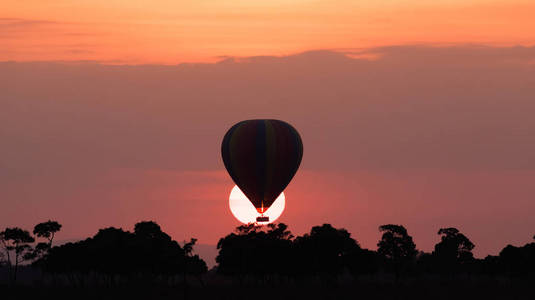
221,119,303,222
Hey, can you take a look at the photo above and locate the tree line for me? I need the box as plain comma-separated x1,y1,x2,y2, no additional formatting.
0,221,61,282
0,221,206,286
217,223,535,280
1,221,534,286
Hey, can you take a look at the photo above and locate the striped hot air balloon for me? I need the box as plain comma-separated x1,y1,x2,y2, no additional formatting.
221,120,303,219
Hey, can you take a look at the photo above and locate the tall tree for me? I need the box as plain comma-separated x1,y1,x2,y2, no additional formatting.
182,238,207,275
0,227,35,282
434,228,475,263
377,224,417,278
432,228,475,276
31,220,62,261
33,220,62,248
181,238,207,297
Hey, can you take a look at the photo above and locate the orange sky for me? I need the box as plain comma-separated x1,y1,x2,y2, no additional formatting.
2,0,535,63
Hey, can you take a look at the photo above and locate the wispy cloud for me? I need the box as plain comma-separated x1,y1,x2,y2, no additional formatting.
0,17,59,28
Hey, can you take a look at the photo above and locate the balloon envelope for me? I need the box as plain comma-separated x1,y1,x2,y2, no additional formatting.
221,119,303,213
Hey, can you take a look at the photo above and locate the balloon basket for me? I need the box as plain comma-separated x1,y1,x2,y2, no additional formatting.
256,216,269,222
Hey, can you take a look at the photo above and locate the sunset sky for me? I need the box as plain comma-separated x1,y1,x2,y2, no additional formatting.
2,1,535,265
2,0,535,63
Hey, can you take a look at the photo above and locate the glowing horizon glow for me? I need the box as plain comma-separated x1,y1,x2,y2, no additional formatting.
229,185,285,225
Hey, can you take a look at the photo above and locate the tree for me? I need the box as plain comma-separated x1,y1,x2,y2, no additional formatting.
181,237,207,298
499,241,535,277
33,220,62,248
182,238,207,276
183,238,197,257
0,227,35,282
377,224,417,278
38,221,206,286
134,220,166,239
294,224,360,276
433,227,475,270
216,223,294,278
31,220,62,261
132,221,188,278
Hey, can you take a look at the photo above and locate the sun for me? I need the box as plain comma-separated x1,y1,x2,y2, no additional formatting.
229,185,285,225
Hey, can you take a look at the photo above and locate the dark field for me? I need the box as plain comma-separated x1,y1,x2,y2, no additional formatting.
2,275,533,300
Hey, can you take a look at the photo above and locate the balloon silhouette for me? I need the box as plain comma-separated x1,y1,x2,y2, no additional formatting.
221,119,303,221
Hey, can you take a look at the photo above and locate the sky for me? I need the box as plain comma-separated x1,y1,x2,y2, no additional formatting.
2,0,535,63
1,1,535,265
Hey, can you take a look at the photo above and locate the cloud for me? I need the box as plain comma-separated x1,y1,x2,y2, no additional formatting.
65,49,95,55
4,45,534,172
0,17,59,29
0,18,89,41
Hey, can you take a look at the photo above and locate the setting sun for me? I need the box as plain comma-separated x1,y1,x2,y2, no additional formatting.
228,185,285,225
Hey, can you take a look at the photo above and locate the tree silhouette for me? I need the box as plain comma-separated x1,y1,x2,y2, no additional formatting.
294,224,359,277
38,221,206,286
377,224,417,278
132,221,191,279
433,227,475,274
134,220,166,239
2,218,535,291
183,238,197,256
181,238,207,298
498,238,535,277
181,237,207,276
499,244,526,277
33,220,62,248
216,223,293,279
30,220,62,262
0,227,35,282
